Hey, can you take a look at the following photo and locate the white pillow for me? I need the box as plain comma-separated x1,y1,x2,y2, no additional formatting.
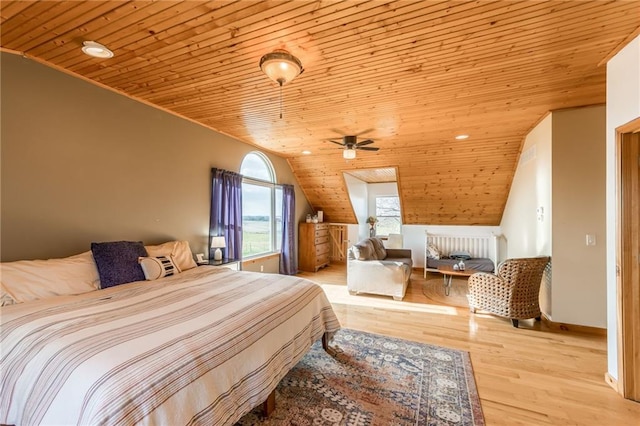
145,241,197,271
0,251,100,304
138,256,182,280
427,243,441,260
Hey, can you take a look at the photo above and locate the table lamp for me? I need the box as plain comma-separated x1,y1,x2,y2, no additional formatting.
211,236,226,261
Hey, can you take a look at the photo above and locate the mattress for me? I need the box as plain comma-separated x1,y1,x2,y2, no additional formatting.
0,266,340,425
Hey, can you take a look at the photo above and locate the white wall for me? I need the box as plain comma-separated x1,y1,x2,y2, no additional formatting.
500,113,554,315
343,173,369,240
500,114,553,260
551,106,607,327
367,182,399,216
606,36,640,380
499,105,608,327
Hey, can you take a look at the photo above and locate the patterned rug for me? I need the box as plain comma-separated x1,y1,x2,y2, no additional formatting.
237,329,484,425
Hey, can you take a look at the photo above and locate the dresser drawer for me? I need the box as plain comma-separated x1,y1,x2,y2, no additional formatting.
315,223,329,231
315,235,329,245
316,243,330,256
316,253,330,266
315,228,328,238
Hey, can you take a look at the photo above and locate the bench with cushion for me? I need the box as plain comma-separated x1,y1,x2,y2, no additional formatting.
347,237,413,301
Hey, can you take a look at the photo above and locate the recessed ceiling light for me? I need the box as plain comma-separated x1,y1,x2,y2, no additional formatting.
302,150,312,155
455,134,469,140
81,41,114,58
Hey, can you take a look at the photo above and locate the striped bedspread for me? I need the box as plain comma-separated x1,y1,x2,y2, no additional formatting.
1,266,340,425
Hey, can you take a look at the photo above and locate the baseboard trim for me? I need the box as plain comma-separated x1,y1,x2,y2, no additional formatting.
541,315,606,336
604,372,620,393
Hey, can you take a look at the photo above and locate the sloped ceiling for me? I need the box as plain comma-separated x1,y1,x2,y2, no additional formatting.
1,1,638,225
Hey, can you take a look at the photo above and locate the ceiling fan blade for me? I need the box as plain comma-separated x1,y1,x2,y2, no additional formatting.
358,146,379,151
356,139,374,146
355,128,375,136
327,139,345,146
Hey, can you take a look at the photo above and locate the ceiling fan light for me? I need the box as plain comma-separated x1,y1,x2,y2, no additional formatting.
81,41,113,58
259,49,303,86
343,148,356,159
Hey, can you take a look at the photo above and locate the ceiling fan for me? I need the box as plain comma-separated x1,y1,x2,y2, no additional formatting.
328,135,380,159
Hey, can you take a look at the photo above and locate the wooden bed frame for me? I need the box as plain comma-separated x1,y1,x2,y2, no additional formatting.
260,332,335,417
424,232,499,278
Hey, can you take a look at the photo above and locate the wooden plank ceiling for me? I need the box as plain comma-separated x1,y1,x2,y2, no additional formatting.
2,1,638,225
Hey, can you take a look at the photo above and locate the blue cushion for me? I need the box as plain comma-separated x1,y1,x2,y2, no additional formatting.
91,241,148,288
449,250,472,260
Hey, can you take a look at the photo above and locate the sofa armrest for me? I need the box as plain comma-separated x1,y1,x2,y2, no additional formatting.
385,248,411,259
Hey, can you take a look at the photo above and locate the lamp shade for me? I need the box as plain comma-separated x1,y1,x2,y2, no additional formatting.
211,236,226,248
343,148,356,159
259,50,303,86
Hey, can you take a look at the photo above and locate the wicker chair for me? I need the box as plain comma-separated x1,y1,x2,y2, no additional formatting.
467,256,551,328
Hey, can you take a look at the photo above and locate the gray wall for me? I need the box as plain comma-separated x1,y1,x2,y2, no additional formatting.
0,52,311,263
551,105,607,328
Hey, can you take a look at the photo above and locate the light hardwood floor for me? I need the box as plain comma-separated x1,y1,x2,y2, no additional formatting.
298,264,640,426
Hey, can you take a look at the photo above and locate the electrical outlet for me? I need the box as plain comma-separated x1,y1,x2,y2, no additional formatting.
260,265,264,272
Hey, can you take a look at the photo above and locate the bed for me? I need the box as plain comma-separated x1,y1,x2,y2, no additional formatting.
424,232,499,276
0,244,340,426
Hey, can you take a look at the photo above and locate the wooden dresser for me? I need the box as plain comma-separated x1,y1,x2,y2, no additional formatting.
299,222,330,272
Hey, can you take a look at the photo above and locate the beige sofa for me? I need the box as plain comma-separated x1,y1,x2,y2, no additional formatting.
347,237,413,300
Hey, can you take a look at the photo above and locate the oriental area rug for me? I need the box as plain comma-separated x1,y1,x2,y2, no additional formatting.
237,329,484,425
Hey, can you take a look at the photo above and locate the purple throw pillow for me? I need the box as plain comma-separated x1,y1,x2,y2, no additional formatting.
91,241,148,289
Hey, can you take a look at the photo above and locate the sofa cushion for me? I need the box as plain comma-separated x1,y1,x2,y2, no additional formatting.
385,257,413,269
351,239,375,260
370,237,387,260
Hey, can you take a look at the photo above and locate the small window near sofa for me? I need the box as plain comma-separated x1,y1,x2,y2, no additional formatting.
240,152,283,258
375,196,401,236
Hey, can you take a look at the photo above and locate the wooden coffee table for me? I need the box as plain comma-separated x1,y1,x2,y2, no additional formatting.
437,265,480,296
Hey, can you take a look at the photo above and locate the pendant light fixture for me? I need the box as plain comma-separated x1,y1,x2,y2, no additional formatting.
259,49,303,118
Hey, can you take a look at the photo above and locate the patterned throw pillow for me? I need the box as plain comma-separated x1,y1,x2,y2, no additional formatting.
91,241,148,289
138,256,181,280
145,241,197,271
427,243,441,259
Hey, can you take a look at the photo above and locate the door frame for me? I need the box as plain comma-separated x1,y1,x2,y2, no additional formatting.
615,116,640,401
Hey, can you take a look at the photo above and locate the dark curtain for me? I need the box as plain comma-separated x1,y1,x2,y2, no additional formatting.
210,168,243,260
279,184,297,275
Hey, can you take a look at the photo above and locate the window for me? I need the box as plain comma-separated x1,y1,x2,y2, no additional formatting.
375,196,401,235
240,152,282,258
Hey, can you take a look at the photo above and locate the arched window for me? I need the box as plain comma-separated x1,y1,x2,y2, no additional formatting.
240,152,283,258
